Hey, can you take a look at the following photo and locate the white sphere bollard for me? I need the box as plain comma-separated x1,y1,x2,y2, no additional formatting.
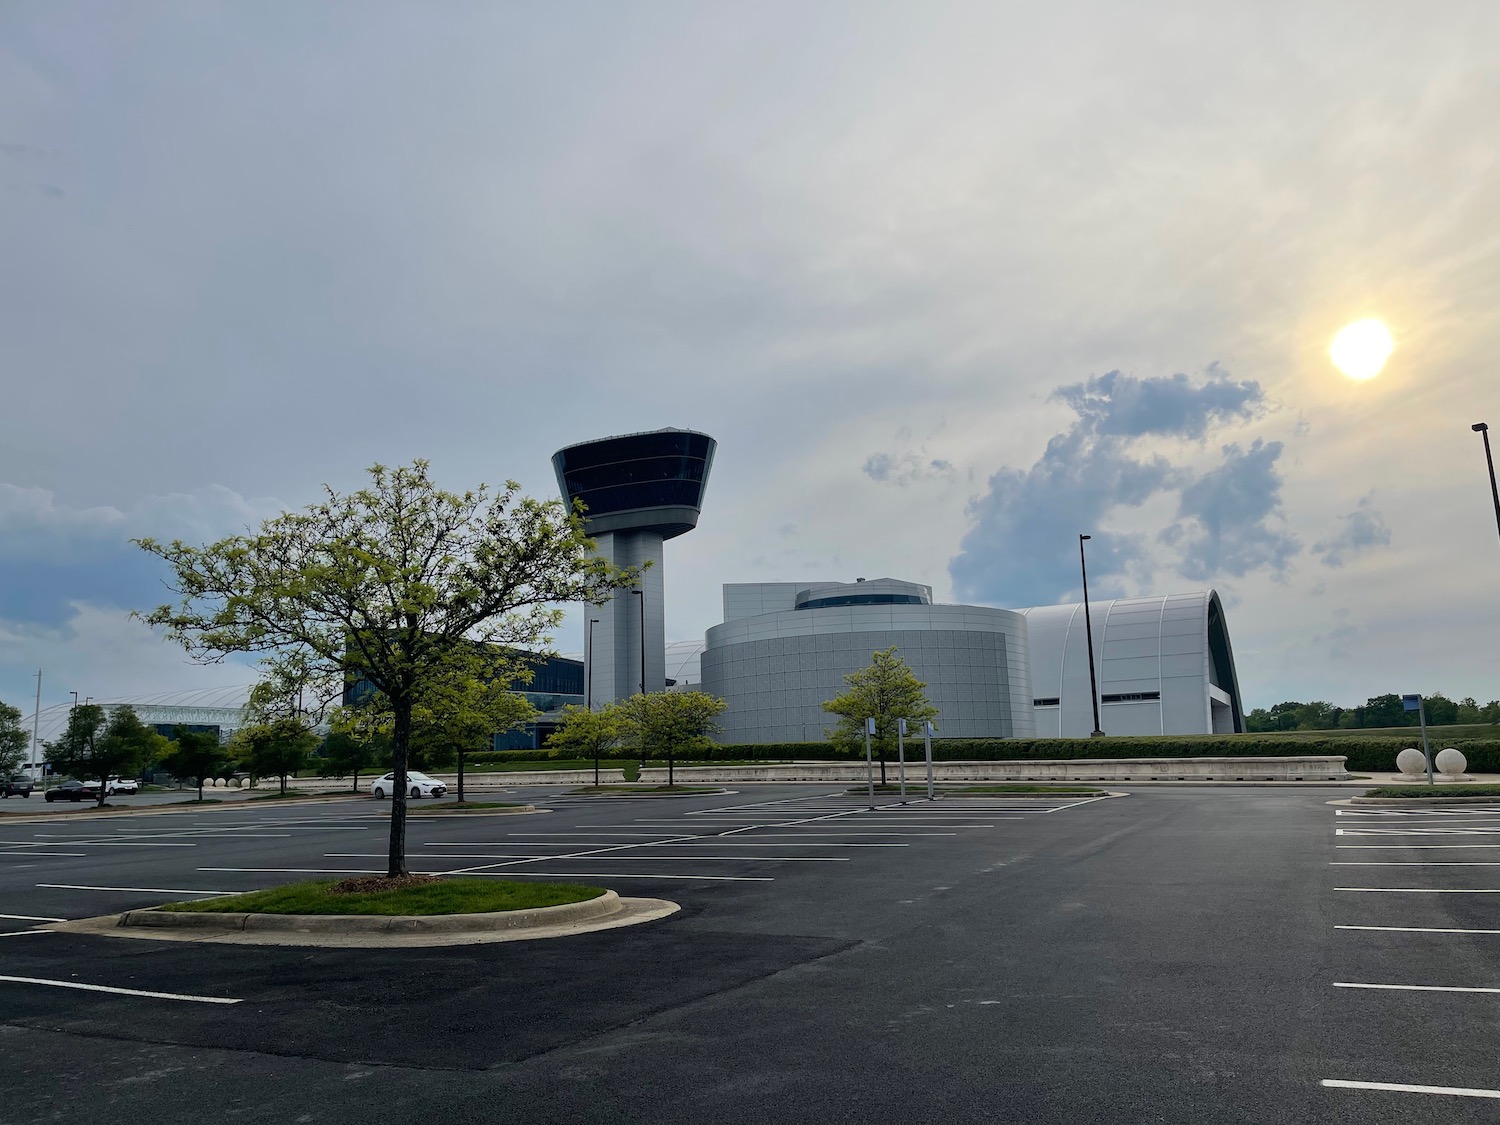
1436,748,1467,776
1396,748,1427,776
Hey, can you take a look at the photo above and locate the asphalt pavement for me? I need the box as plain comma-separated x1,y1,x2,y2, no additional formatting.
3,784,1499,1123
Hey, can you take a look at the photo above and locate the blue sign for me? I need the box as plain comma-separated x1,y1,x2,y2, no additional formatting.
1402,694,1422,712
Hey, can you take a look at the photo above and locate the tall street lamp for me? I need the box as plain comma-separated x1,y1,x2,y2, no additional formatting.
1473,423,1500,547
630,590,646,696
1078,534,1105,738
585,617,600,711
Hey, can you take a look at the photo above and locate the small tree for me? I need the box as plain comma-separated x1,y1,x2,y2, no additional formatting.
136,460,633,877
616,691,727,787
161,728,228,801
44,704,166,806
547,704,623,786
0,700,29,778
233,718,319,795
413,653,537,803
822,647,938,784
322,716,388,793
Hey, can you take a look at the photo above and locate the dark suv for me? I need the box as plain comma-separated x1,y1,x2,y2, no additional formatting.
2,775,35,798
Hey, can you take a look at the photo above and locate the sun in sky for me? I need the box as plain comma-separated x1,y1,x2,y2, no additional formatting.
1329,318,1394,381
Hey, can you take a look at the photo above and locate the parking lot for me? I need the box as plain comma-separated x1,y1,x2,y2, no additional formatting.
5,784,1499,1124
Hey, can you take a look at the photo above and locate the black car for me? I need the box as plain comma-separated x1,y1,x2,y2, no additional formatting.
1,775,33,798
43,779,101,803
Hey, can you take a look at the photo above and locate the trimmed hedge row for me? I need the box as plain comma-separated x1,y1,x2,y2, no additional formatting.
486,736,1500,772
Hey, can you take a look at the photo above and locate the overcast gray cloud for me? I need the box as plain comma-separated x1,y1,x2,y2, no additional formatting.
1,0,1498,712
949,369,1275,606
1312,495,1394,568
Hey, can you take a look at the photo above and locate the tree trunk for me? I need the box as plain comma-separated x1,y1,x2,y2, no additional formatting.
668,748,674,788
97,772,107,807
280,772,287,795
352,767,360,794
879,748,887,786
387,697,412,877
198,779,204,801
457,751,465,804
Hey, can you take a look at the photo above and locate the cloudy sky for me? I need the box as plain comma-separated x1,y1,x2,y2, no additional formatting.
3,0,1499,720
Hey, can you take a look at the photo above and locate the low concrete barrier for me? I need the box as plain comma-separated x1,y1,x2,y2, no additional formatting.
290,756,1349,789
629,757,1349,783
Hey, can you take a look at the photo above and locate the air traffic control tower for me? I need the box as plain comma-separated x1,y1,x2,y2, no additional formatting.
553,428,716,706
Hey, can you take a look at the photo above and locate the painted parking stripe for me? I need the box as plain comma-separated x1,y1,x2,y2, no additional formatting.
0,975,242,1004
1337,844,1500,849
1335,887,1500,894
0,851,87,857
1334,982,1500,994
1332,861,1500,866
37,883,234,895
1337,925,1500,934
0,931,55,938
1322,1079,1500,1099
1337,828,1500,835
0,913,66,922
329,852,847,862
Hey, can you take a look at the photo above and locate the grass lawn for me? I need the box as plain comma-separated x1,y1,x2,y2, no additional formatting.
1265,724,1499,740
246,790,352,801
852,784,1104,796
467,759,763,773
1365,784,1500,798
162,877,605,915
409,801,526,812
568,785,723,795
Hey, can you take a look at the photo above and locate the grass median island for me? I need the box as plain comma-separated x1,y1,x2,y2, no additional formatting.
850,784,1104,796
160,876,606,916
409,801,526,812
1365,784,1500,799
567,785,723,795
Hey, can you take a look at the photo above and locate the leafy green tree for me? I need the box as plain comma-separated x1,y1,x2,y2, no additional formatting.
1483,700,1500,724
412,650,537,802
547,704,623,786
232,718,319,795
1424,693,1460,726
0,700,29,778
823,647,939,784
44,704,165,806
615,691,727,787
136,460,632,876
321,715,389,793
161,728,229,801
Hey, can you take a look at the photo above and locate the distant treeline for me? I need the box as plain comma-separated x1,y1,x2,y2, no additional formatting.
1246,694,1500,732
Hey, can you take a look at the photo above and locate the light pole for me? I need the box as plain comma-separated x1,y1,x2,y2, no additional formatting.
630,590,646,696
1473,423,1500,547
585,617,600,711
1079,534,1105,738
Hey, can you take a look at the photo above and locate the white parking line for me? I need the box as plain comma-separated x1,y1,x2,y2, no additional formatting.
0,851,86,857
0,975,242,1004
36,883,234,895
328,852,847,862
0,930,55,938
1337,828,1500,835
1334,887,1500,894
1331,861,1500,866
1334,982,1500,994
1337,844,1500,849
1323,1079,1500,1099
1336,925,1500,934
0,913,66,922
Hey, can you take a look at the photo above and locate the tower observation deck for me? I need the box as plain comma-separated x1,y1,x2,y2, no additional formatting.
552,428,716,706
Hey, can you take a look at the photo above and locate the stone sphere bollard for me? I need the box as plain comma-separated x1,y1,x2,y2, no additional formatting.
1436,748,1467,776
1396,748,1427,776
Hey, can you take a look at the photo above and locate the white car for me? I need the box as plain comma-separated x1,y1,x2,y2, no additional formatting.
370,771,447,800
106,777,140,795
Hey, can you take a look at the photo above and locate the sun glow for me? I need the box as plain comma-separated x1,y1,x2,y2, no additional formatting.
1330,319,1394,381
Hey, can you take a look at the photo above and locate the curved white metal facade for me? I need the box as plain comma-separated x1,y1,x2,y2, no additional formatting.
1020,590,1244,737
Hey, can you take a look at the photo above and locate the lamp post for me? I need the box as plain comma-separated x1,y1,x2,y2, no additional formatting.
1079,534,1105,738
630,590,646,696
1473,423,1500,548
585,617,600,711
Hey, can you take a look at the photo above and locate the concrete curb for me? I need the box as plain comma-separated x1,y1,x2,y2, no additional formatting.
407,804,542,816
0,793,367,822
1348,795,1500,806
51,893,680,947
118,888,622,933
562,789,733,799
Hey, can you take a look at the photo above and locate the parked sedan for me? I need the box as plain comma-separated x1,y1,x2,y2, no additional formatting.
1,775,34,798
44,779,101,803
370,771,447,800
106,777,140,795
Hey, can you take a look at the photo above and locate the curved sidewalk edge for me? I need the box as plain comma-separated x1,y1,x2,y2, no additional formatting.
49,891,681,947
